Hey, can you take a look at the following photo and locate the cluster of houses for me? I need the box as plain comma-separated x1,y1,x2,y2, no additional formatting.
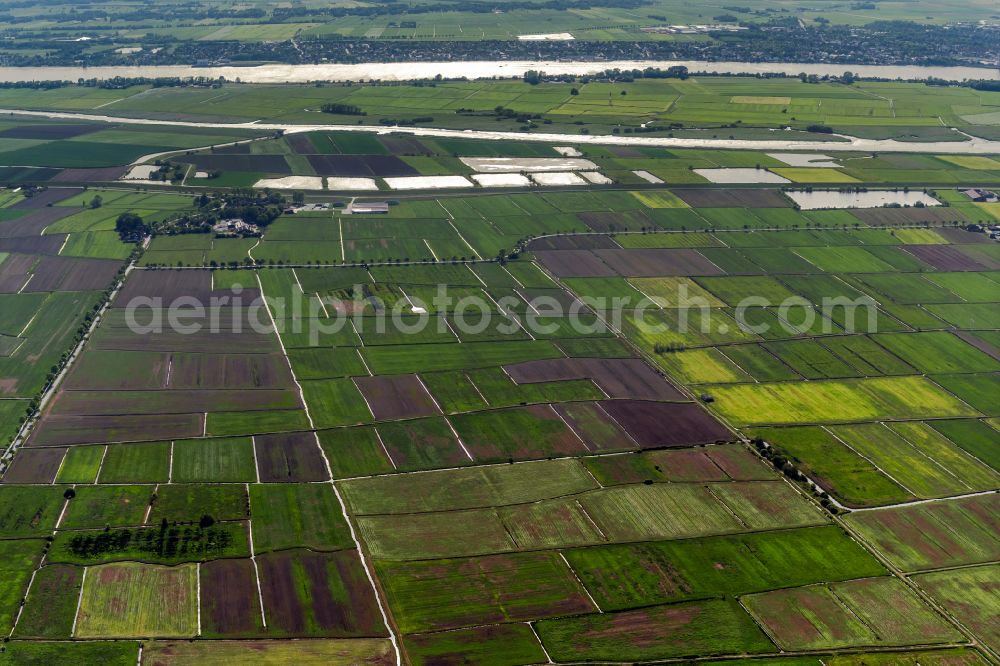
966,220,1000,239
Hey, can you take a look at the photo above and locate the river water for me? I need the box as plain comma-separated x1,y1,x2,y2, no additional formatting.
0,60,997,83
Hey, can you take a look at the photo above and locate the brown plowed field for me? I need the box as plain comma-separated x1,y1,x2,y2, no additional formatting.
505,357,684,401
673,189,789,208
49,388,301,416
115,269,214,304
49,166,127,182
533,250,618,278
599,400,733,448
199,558,263,637
0,207,76,239
0,235,67,256
354,374,440,421
254,431,329,482
0,254,36,293
306,154,416,178
27,412,203,446
1,447,66,483
901,245,991,271
552,402,635,452
93,329,279,354
528,234,618,251
935,227,988,243
168,353,294,389
258,549,386,637
592,249,724,277
23,256,121,292
850,207,968,226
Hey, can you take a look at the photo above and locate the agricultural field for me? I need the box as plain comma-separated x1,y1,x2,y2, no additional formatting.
0,90,999,665
5,74,1000,144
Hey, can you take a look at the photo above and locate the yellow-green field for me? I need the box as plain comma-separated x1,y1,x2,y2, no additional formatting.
75,563,198,638
631,190,689,208
705,376,979,426
937,155,1000,169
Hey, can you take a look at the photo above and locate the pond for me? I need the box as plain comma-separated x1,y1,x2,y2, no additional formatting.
785,190,942,210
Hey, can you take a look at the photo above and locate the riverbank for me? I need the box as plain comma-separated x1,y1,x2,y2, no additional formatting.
0,59,997,84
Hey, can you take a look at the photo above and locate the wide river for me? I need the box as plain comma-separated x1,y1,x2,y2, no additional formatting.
0,60,997,83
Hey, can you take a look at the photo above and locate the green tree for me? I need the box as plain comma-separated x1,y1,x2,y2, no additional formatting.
115,212,147,239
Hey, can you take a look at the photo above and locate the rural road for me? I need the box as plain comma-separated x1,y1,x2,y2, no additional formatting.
5,107,1000,154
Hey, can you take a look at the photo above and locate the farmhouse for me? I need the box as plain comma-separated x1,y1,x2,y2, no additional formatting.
213,218,260,237
351,202,390,214
961,188,998,202
286,203,331,214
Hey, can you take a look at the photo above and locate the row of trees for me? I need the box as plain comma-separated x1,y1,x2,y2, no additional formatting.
64,516,231,560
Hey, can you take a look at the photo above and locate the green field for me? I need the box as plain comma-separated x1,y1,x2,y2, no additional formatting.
742,577,962,650
248,483,353,552
844,494,1000,571
15,564,83,638
138,640,394,665
171,437,257,482
97,442,171,483
0,539,45,634
55,446,105,484
377,551,592,634
0,641,139,666
915,564,1000,654
404,624,546,666
0,484,63,536
748,426,912,507
565,526,884,610
339,458,597,514
578,480,824,543
829,422,999,499
536,599,772,661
